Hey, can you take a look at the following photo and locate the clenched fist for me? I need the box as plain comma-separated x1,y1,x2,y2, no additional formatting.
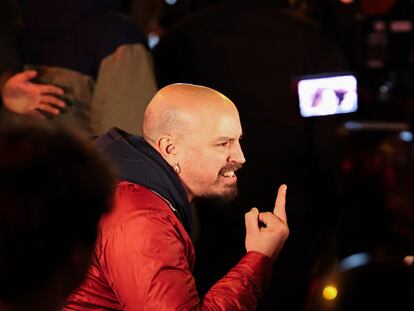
245,184,289,262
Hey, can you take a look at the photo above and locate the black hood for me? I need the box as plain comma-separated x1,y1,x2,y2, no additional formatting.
95,128,192,233
22,0,122,36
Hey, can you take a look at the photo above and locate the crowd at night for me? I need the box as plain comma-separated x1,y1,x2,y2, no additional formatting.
0,1,413,310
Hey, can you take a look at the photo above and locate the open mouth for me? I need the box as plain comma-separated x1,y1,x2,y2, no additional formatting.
219,164,242,179
221,170,236,178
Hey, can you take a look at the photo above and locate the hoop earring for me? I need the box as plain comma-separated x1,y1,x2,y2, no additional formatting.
173,163,181,174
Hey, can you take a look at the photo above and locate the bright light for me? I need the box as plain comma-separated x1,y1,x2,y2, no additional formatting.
322,285,338,300
399,131,413,142
148,33,160,49
165,0,178,5
298,75,357,117
340,252,370,271
340,0,354,4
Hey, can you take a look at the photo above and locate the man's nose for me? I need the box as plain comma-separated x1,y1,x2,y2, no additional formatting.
229,141,246,164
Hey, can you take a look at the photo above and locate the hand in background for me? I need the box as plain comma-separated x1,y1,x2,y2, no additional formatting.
245,184,289,262
2,70,65,117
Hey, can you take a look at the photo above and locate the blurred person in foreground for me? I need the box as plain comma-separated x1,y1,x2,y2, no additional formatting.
64,83,289,310
0,116,115,311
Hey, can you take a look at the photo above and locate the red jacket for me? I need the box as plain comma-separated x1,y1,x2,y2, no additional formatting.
64,181,272,310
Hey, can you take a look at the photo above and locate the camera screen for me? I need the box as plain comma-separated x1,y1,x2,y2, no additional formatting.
298,74,358,117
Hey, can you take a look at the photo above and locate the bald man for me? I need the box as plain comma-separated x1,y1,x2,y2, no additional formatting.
64,84,289,311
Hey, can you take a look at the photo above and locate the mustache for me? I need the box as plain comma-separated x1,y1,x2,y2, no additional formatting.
219,163,243,175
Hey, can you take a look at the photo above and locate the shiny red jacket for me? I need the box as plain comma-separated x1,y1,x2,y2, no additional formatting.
64,181,272,310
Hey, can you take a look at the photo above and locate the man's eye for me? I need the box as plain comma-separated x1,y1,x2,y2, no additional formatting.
219,141,230,147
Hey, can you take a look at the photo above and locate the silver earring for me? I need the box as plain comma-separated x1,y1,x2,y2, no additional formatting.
173,163,181,174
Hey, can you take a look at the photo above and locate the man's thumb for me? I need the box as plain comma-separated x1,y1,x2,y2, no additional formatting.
245,207,259,234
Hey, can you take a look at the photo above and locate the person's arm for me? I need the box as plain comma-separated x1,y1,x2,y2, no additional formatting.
202,184,289,309
102,212,272,311
101,185,288,311
202,251,272,309
1,70,65,117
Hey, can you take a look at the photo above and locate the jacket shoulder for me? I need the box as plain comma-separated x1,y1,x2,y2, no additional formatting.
100,181,175,230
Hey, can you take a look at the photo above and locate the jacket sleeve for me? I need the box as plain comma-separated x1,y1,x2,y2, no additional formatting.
90,43,157,136
99,186,272,311
202,251,272,310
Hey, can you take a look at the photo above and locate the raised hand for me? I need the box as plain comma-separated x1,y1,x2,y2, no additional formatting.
245,184,289,262
2,70,65,117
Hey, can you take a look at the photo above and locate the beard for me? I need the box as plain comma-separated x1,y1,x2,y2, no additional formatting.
191,163,243,206
195,183,239,206
202,163,243,205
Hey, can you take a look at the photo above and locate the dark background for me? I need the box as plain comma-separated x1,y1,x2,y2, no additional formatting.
1,0,413,310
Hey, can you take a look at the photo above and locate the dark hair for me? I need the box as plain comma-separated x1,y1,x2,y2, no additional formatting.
0,116,115,301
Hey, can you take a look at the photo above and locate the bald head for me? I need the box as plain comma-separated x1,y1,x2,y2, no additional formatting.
143,84,237,144
143,83,245,202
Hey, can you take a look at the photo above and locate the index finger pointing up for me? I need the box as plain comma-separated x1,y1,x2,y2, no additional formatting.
273,184,287,224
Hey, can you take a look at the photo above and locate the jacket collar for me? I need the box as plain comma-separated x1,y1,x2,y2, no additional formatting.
95,128,192,233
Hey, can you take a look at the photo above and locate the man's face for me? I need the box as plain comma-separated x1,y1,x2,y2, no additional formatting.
176,105,245,203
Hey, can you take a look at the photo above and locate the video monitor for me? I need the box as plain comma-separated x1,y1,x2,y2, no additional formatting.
297,73,358,117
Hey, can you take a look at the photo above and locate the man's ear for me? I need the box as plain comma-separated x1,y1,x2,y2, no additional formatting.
156,136,177,166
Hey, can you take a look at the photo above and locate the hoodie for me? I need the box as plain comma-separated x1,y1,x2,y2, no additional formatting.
95,127,192,233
